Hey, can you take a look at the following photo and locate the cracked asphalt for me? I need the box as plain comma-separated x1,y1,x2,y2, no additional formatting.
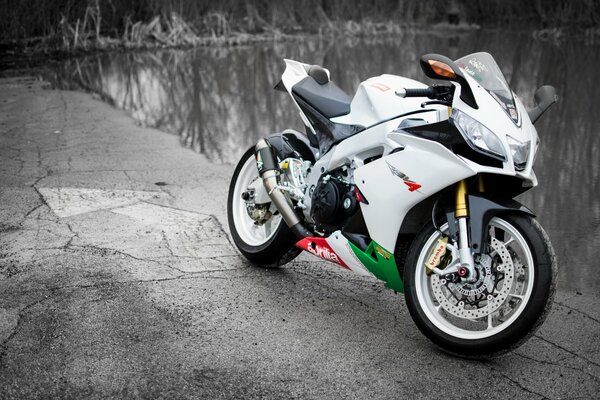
0,77,598,399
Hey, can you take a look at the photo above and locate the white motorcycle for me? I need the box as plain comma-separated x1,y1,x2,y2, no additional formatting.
227,52,558,357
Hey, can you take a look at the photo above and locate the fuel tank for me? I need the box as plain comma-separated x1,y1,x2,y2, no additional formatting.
331,75,429,127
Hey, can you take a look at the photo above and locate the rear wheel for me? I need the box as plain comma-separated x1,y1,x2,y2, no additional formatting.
227,147,301,267
404,214,556,357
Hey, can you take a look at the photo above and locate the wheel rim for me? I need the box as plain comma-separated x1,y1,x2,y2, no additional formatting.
415,218,535,340
231,154,282,247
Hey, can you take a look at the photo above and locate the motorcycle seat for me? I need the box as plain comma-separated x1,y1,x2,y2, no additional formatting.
292,65,352,118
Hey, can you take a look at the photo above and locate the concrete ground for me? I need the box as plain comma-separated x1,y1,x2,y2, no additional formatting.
0,77,598,399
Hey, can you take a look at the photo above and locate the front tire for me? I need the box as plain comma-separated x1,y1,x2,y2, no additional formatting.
227,147,301,267
404,213,557,358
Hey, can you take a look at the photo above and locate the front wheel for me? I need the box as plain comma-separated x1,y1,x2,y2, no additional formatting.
227,147,301,267
404,214,557,358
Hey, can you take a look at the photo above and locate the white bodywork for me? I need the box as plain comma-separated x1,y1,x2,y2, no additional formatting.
331,74,435,127
326,233,373,276
226,56,556,352
277,58,539,253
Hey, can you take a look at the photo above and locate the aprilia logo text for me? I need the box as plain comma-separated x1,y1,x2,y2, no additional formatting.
307,244,340,263
296,237,349,269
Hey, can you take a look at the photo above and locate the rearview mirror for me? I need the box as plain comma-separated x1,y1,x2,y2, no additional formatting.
419,54,478,109
527,85,558,124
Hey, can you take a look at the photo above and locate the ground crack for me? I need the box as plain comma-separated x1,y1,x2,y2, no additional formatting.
487,365,549,399
555,301,600,324
0,295,54,367
207,214,234,247
534,335,600,369
514,352,600,382
45,272,260,291
160,230,175,257
62,222,79,249
67,243,187,274
22,204,43,220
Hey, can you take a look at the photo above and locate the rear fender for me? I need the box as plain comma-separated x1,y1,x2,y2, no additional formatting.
267,130,317,163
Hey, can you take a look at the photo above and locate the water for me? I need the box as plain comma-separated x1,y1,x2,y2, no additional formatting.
44,30,600,293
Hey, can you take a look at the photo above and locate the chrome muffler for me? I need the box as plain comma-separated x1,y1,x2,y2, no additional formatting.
255,139,311,238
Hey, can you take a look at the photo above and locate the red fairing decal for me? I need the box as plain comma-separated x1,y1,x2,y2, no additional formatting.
404,181,422,192
386,161,422,193
370,82,391,92
296,237,350,269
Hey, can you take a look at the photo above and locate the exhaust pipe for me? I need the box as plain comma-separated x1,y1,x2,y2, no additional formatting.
255,139,311,238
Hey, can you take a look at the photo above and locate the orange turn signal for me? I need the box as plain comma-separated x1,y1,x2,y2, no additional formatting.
428,60,456,79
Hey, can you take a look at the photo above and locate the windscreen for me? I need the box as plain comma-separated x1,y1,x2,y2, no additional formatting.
455,52,518,123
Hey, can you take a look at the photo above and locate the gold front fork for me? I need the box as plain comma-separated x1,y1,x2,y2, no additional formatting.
455,179,469,218
455,175,485,216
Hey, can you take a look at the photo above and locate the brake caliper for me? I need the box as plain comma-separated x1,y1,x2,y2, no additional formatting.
425,236,449,275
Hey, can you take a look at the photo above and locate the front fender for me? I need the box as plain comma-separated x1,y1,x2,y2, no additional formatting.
467,194,535,253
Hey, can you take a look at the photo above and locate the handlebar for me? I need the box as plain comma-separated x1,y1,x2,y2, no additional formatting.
395,88,437,98
395,85,454,108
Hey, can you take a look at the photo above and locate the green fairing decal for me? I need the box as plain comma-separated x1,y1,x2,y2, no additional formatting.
348,241,404,293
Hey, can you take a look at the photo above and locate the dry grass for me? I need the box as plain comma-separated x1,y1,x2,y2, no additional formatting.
1,0,599,55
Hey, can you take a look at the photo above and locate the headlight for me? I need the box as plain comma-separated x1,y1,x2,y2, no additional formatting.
507,135,531,170
452,109,506,161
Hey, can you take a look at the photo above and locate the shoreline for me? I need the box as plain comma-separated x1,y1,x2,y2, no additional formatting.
3,23,593,72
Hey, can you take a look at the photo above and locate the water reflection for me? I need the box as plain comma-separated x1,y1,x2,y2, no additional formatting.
44,31,600,292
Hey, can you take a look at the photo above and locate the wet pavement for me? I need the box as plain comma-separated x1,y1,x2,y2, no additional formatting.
0,77,598,399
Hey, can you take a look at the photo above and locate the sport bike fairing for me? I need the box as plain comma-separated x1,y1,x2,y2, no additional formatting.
228,52,558,357
353,133,474,251
448,65,539,181
278,54,539,284
282,56,538,182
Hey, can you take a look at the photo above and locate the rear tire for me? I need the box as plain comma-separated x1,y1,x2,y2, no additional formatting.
404,213,557,358
227,147,301,267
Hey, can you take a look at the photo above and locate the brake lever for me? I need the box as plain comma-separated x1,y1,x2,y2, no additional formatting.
421,100,451,108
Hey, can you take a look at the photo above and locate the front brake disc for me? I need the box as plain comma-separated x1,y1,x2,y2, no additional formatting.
430,237,515,319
